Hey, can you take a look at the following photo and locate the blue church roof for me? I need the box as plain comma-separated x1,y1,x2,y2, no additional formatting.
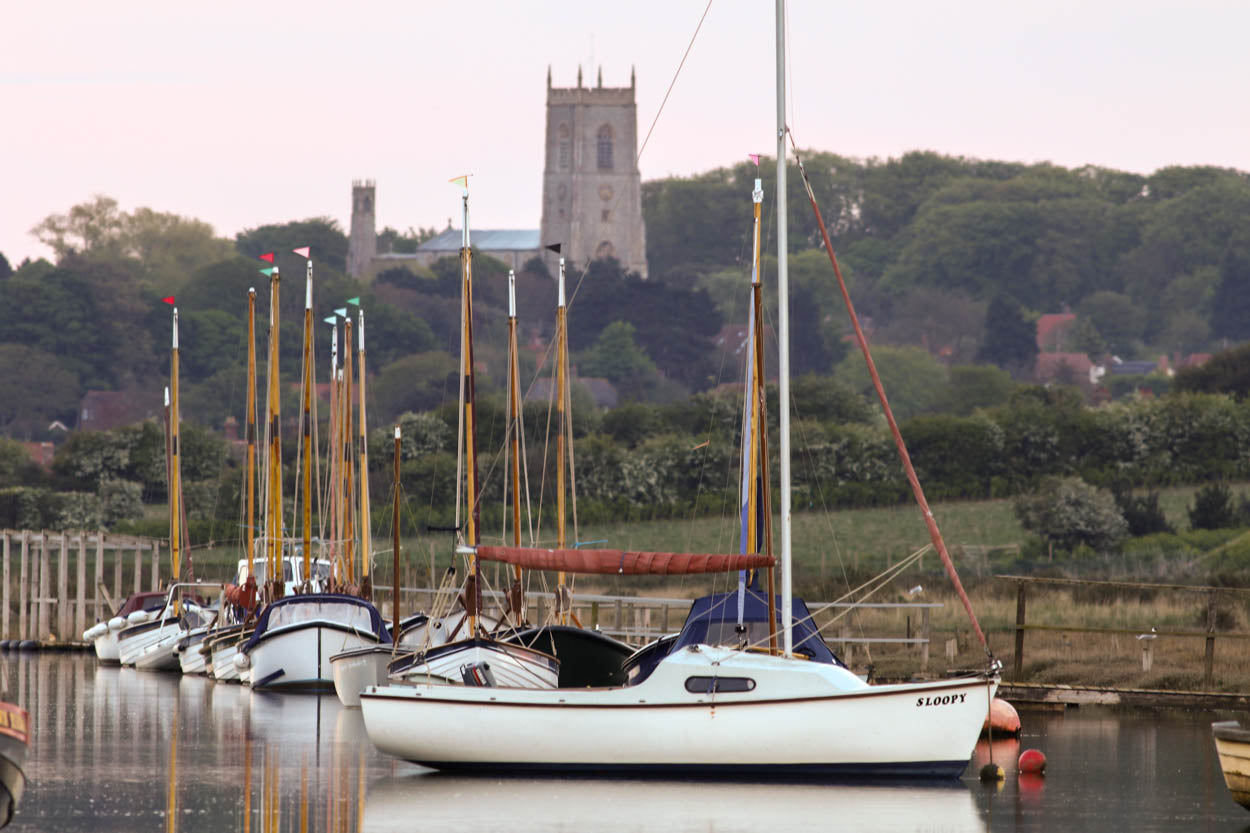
417,228,540,253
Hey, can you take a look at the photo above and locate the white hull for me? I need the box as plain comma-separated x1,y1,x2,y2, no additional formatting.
92,630,121,663
247,624,384,690
363,646,997,777
176,627,209,675
133,630,182,671
390,639,559,689
331,646,394,707
117,620,182,667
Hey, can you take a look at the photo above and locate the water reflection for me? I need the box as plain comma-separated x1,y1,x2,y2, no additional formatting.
3,655,1250,832
362,775,983,832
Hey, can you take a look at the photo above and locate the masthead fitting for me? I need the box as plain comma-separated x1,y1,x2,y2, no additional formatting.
395,426,401,440
508,269,516,318
305,273,312,310
753,178,764,204
164,387,170,407
172,308,179,349
358,310,365,350
557,259,566,308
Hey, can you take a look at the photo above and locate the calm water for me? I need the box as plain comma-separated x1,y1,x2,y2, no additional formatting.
3,653,1249,832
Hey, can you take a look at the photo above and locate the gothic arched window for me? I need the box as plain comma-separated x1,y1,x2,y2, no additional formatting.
557,124,571,170
597,124,614,170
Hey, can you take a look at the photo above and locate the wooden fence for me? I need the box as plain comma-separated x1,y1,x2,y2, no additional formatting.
0,530,165,643
1003,574,1250,688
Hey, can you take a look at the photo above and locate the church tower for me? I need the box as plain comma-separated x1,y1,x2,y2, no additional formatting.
347,180,376,279
540,67,648,277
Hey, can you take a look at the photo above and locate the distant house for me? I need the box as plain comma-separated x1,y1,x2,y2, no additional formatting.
21,442,55,468
1036,313,1077,353
1108,360,1159,376
79,390,160,432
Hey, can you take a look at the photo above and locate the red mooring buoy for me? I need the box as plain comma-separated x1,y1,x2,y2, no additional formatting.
1018,748,1047,774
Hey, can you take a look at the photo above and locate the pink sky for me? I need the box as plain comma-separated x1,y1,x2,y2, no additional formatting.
4,1,1249,266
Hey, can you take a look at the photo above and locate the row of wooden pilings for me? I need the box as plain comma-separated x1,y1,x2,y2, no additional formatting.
0,530,165,643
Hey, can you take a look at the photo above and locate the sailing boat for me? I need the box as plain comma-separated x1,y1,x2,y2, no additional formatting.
235,254,390,690
387,181,558,688
118,310,216,670
359,1,998,775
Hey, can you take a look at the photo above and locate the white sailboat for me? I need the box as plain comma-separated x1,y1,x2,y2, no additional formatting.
360,1,999,776
385,180,559,690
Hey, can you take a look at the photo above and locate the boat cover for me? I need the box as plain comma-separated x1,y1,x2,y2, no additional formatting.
242,593,391,653
672,589,840,665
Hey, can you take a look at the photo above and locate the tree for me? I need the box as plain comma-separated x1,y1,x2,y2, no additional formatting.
1077,291,1145,356
235,218,350,273
1174,342,1250,397
977,296,1038,376
577,321,658,401
0,345,79,438
1188,482,1239,530
0,252,10,280
937,365,1016,415
373,352,459,423
30,194,127,259
1014,476,1128,552
1211,247,1250,342
834,345,947,421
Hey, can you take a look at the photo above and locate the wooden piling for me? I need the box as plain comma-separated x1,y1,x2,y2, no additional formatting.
1,532,9,640
1205,591,1217,689
75,533,86,637
59,531,69,640
921,607,931,670
18,532,28,641
94,533,104,621
38,531,50,639
113,543,122,605
151,540,160,591
132,545,142,595
1013,580,1027,679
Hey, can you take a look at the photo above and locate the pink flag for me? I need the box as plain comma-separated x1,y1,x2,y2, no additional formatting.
292,246,310,259
258,252,275,263
748,154,760,167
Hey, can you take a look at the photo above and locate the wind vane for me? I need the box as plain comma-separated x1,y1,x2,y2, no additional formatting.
293,246,310,259
258,252,275,263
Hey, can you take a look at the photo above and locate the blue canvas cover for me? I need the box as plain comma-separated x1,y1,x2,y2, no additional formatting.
242,593,391,653
672,588,842,665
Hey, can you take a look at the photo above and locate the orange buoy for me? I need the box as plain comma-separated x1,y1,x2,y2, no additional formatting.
1018,748,1047,774
981,697,1021,737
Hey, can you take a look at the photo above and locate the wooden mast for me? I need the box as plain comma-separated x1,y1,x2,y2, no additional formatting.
246,288,257,592
170,308,182,615
554,256,569,625
265,266,283,603
458,183,482,637
300,261,314,589
748,172,778,655
342,318,355,588
357,309,372,600
506,269,525,622
328,323,340,586
392,426,401,639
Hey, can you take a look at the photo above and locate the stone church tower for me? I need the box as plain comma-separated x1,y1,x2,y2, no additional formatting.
540,67,648,277
347,180,376,279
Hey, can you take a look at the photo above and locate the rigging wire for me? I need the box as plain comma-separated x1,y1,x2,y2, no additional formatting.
636,0,714,165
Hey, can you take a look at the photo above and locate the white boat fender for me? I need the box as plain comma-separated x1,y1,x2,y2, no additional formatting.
83,623,106,640
127,610,150,625
234,652,251,670
108,616,127,631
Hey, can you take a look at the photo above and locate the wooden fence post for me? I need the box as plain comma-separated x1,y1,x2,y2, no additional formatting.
921,607,931,671
75,532,86,635
113,541,123,605
38,531,50,639
1205,591,1217,689
18,532,28,641
58,531,69,640
132,545,142,594
94,532,104,621
1013,580,1027,679
150,540,160,591
590,601,599,630
1,532,9,640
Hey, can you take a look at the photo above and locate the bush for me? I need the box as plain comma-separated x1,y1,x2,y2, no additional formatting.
1014,476,1128,553
1189,482,1239,530
1111,485,1174,536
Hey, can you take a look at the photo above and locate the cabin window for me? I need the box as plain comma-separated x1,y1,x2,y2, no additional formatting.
597,124,614,170
685,676,756,694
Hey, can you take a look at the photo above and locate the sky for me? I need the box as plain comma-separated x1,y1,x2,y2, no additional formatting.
4,0,1250,266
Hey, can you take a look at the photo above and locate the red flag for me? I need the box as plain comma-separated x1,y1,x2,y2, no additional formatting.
258,252,275,263
161,296,175,305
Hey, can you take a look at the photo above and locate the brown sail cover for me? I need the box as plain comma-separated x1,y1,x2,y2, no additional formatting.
474,547,775,575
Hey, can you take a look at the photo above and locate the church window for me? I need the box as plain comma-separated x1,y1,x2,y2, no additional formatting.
558,124,571,170
602,209,611,222
597,124,614,170
595,240,615,259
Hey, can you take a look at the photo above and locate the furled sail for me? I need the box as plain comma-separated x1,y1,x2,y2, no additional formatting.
473,547,775,576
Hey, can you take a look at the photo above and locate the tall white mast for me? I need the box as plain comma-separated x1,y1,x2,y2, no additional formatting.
776,0,793,658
